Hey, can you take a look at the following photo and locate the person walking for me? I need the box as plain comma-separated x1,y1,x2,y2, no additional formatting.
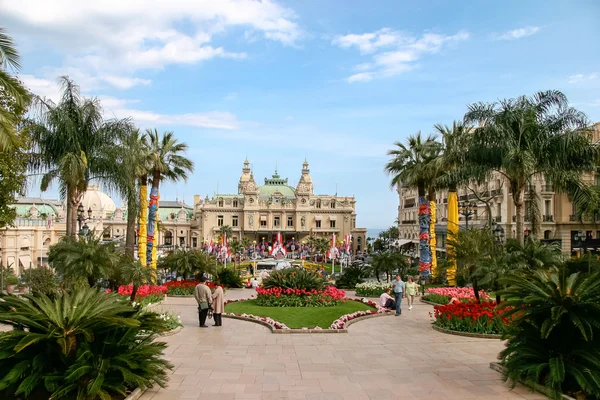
405,276,418,311
392,275,404,316
194,276,212,328
212,284,225,326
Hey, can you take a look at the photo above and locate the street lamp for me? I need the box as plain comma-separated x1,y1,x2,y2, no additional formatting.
77,203,91,237
459,201,477,229
493,224,505,244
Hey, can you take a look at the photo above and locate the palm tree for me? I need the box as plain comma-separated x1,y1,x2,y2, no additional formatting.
372,251,408,282
119,259,153,301
464,90,598,244
48,235,119,287
159,249,215,279
305,236,330,268
30,77,132,236
505,236,563,270
434,121,471,285
446,227,495,302
107,129,152,259
0,27,30,152
145,129,194,268
219,225,233,240
385,133,440,277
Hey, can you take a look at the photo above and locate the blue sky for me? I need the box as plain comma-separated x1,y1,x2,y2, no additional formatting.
3,0,599,229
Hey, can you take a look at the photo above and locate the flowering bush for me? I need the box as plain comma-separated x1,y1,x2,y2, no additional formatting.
157,311,183,331
423,287,489,304
431,301,513,334
164,280,218,296
355,281,393,297
329,298,391,329
256,286,346,307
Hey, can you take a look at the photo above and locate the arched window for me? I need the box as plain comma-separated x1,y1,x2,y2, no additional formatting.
233,199,238,207
544,230,552,240
164,231,173,246
218,198,224,207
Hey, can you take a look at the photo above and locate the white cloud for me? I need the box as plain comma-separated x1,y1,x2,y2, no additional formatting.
333,29,469,83
568,73,597,84
4,0,302,87
493,26,540,41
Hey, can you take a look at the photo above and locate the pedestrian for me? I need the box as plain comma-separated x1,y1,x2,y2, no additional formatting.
211,284,224,327
194,276,212,328
392,275,404,316
379,289,396,310
405,276,418,311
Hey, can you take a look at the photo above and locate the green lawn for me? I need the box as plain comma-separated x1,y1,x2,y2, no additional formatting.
225,300,374,328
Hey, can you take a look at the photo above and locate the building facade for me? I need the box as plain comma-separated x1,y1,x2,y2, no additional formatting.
193,160,367,252
397,122,600,256
1,160,367,274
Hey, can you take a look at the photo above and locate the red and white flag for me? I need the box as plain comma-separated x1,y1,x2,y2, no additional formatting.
345,234,351,253
271,232,287,256
327,234,338,259
220,234,230,257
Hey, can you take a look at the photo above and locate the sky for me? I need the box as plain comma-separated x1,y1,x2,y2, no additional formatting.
2,0,600,229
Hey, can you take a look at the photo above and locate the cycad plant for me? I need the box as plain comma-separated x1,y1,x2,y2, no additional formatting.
0,287,173,399
262,268,325,291
498,269,600,399
158,248,216,279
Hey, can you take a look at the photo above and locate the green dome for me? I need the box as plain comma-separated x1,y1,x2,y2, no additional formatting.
10,204,59,217
258,171,296,199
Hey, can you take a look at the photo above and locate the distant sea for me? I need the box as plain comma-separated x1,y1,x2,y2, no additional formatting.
367,229,385,239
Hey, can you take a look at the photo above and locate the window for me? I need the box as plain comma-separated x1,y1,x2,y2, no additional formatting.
330,201,336,209
316,220,322,228
233,199,238,207
260,216,267,227
217,215,224,227
232,216,238,227
192,237,197,248
287,216,293,227
316,200,321,209
330,220,336,228
274,216,280,227
218,199,223,207
352,218,356,228
165,231,173,246
545,200,551,216
179,237,185,246
544,230,552,239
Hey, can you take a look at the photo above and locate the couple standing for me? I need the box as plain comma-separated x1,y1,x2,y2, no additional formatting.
194,276,225,328
386,275,418,316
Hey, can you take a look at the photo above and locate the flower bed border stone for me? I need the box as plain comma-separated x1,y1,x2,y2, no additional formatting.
124,388,144,400
489,362,576,400
431,324,502,339
420,297,444,306
223,298,392,333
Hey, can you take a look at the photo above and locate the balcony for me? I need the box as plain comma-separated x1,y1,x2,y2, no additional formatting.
570,215,578,221
512,215,516,222
543,215,554,222
401,220,417,225
403,202,416,209
542,184,554,192
493,216,502,222
490,188,503,197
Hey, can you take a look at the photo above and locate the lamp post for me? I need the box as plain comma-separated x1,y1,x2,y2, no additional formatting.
77,203,92,237
459,201,477,229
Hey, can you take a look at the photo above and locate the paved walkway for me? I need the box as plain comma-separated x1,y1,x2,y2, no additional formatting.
141,290,545,400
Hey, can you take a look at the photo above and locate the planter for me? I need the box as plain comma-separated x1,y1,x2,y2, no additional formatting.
432,324,502,339
489,362,577,400
6,285,16,294
124,388,144,400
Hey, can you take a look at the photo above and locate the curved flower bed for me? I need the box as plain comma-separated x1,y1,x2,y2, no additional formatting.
423,287,489,305
355,281,393,297
256,286,345,307
431,301,513,335
224,297,391,331
108,284,168,306
165,280,218,296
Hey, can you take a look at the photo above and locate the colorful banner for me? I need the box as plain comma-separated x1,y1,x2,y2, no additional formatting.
418,196,431,275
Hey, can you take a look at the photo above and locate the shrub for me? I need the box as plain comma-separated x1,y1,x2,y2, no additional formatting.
355,281,393,297
256,286,346,307
335,264,371,289
4,275,18,286
262,268,325,291
164,280,218,296
498,270,600,400
216,267,243,288
432,301,513,335
0,287,173,399
21,267,58,297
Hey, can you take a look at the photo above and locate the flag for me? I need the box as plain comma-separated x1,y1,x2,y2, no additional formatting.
271,232,287,256
345,234,351,253
327,234,338,259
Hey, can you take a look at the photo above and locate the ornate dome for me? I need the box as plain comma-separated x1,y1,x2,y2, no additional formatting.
80,185,116,218
259,170,296,199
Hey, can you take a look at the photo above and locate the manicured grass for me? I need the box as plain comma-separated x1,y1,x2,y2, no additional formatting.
225,300,374,328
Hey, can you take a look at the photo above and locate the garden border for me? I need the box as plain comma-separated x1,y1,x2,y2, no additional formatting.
159,325,183,337
222,310,392,334
489,362,576,400
124,388,144,400
420,297,446,306
431,324,502,339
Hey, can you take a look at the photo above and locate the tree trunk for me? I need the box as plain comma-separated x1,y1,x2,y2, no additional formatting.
138,176,148,266
472,273,480,303
87,275,95,288
146,169,160,267
496,293,501,304
428,188,437,279
66,189,73,237
130,285,138,302
446,186,458,286
514,189,524,244
417,182,432,276
125,193,137,259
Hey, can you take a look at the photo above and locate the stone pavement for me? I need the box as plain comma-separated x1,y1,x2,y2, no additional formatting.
141,289,546,400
